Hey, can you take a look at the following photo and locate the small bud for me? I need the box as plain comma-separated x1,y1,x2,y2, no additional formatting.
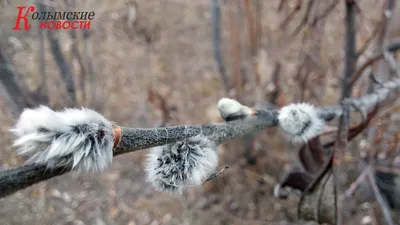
11,106,114,173
278,103,324,143
217,98,253,121
145,135,218,194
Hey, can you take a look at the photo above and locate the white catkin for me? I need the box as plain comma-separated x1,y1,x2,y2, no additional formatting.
11,106,114,173
217,98,252,121
278,103,325,143
145,135,218,194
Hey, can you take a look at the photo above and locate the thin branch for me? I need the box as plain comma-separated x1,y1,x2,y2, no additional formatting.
47,26,76,105
383,51,399,76
65,0,87,103
42,3,76,105
277,0,286,12
82,29,96,106
228,0,243,98
36,2,48,101
202,165,229,185
279,0,302,30
292,0,315,36
211,0,229,92
341,167,369,198
366,167,394,225
333,102,350,225
254,0,262,50
0,46,35,113
147,88,171,127
356,23,384,58
348,42,400,86
243,0,260,83
311,0,339,26
268,61,282,105
342,0,358,99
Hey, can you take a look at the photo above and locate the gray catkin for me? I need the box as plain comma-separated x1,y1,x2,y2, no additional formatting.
11,106,114,173
145,135,218,194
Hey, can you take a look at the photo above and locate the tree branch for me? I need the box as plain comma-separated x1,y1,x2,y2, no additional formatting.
348,42,400,87
342,0,357,99
42,3,76,105
211,0,229,92
1,76,399,198
0,46,35,113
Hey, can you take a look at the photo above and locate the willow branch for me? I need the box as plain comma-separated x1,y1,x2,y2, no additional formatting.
1,76,400,198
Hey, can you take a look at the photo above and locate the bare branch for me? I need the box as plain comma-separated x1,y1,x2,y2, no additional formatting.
342,0,358,99
36,2,48,101
383,51,399,76
292,0,315,36
348,42,400,86
367,167,394,225
228,0,243,98
211,0,229,92
41,3,76,105
356,23,384,58
202,165,229,185
333,102,350,225
311,0,339,26
279,0,301,30
341,167,369,198
0,46,35,113
268,61,282,105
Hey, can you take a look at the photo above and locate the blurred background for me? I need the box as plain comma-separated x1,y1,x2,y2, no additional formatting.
1,0,400,224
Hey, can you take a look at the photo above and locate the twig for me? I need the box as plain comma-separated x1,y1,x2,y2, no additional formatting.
202,165,229,185
333,102,350,225
366,167,394,225
341,167,369,198
356,23,384,58
348,42,400,87
342,0,358,99
147,88,171,127
43,3,76,105
36,2,48,101
279,0,302,30
82,29,96,107
292,0,315,37
383,51,399,76
370,0,396,87
254,0,262,50
65,0,87,103
268,61,282,105
311,0,338,26
243,0,260,83
0,46,35,113
277,0,286,12
228,0,243,99
211,0,229,92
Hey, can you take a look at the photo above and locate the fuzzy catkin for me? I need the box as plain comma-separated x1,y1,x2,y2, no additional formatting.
11,106,114,173
278,103,324,143
217,98,252,121
145,135,218,194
